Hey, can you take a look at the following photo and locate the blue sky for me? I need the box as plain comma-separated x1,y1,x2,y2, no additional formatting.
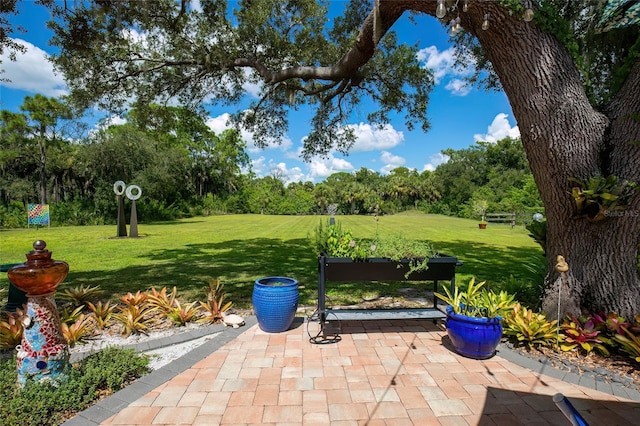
0,1,519,185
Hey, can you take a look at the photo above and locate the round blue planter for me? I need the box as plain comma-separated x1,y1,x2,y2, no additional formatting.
253,277,299,333
445,305,502,359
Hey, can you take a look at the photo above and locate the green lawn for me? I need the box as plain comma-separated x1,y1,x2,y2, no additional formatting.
0,213,543,311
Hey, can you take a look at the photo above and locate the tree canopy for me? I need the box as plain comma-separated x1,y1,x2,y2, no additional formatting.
1,0,639,317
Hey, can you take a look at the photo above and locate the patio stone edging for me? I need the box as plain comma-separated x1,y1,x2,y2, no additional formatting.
496,343,640,402
62,316,259,426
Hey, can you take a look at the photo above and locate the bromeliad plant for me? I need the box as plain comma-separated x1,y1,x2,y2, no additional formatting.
167,301,200,326
569,175,638,221
86,300,116,330
435,277,516,319
112,304,158,337
560,314,611,356
614,327,640,362
58,284,103,307
199,278,233,324
146,286,178,314
61,314,93,347
0,311,24,350
503,303,560,349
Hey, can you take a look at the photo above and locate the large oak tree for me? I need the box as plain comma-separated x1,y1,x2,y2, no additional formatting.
4,0,639,317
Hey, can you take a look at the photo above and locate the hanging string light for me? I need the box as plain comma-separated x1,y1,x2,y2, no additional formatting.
436,0,447,19
523,0,535,22
450,16,462,35
432,0,534,31
482,13,490,30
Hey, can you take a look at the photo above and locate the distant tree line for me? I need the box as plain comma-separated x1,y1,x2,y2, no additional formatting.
0,96,542,227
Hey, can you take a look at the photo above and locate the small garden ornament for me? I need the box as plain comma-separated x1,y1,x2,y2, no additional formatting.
221,312,245,328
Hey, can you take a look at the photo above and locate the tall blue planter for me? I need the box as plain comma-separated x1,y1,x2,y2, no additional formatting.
253,277,299,333
445,305,502,359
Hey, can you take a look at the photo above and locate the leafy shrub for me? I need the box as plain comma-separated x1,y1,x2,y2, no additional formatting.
503,303,560,349
0,347,149,426
0,201,27,228
495,275,543,310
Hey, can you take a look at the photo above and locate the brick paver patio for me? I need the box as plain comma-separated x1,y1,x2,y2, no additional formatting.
68,317,640,425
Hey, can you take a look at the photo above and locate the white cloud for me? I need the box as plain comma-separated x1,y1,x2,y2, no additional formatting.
416,45,473,96
205,112,292,152
380,151,406,174
444,78,471,96
189,0,203,13
473,113,520,143
307,155,354,180
423,152,450,171
251,156,267,176
241,69,263,98
348,123,404,152
0,38,67,97
251,158,311,185
269,162,306,185
416,46,455,84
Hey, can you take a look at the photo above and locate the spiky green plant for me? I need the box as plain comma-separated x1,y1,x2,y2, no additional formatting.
112,305,157,337
0,312,24,350
146,286,178,314
503,303,560,349
86,300,117,329
60,305,86,325
167,300,200,326
58,284,103,307
61,314,94,347
198,278,233,324
435,277,516,318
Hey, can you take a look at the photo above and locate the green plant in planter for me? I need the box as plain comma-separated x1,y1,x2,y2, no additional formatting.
311,219,438,276
434,277,516,318
310,220,370,259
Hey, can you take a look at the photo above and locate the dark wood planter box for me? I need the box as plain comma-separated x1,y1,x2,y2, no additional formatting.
317,254,462,326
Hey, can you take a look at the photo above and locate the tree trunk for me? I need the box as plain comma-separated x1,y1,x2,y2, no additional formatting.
455,3,640,318
378,1,640,317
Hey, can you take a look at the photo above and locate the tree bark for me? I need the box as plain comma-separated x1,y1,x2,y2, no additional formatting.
369,0,640,317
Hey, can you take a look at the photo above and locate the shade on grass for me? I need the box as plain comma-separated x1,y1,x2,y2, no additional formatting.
0,213,542,310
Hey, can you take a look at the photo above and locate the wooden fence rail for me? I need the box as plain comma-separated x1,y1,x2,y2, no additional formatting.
484,212,537,228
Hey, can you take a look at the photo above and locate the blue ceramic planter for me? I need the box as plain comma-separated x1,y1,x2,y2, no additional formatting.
253,277,299,333
445,305,502,359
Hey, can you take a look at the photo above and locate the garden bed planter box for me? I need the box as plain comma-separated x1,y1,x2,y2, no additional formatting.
317,254,462,327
